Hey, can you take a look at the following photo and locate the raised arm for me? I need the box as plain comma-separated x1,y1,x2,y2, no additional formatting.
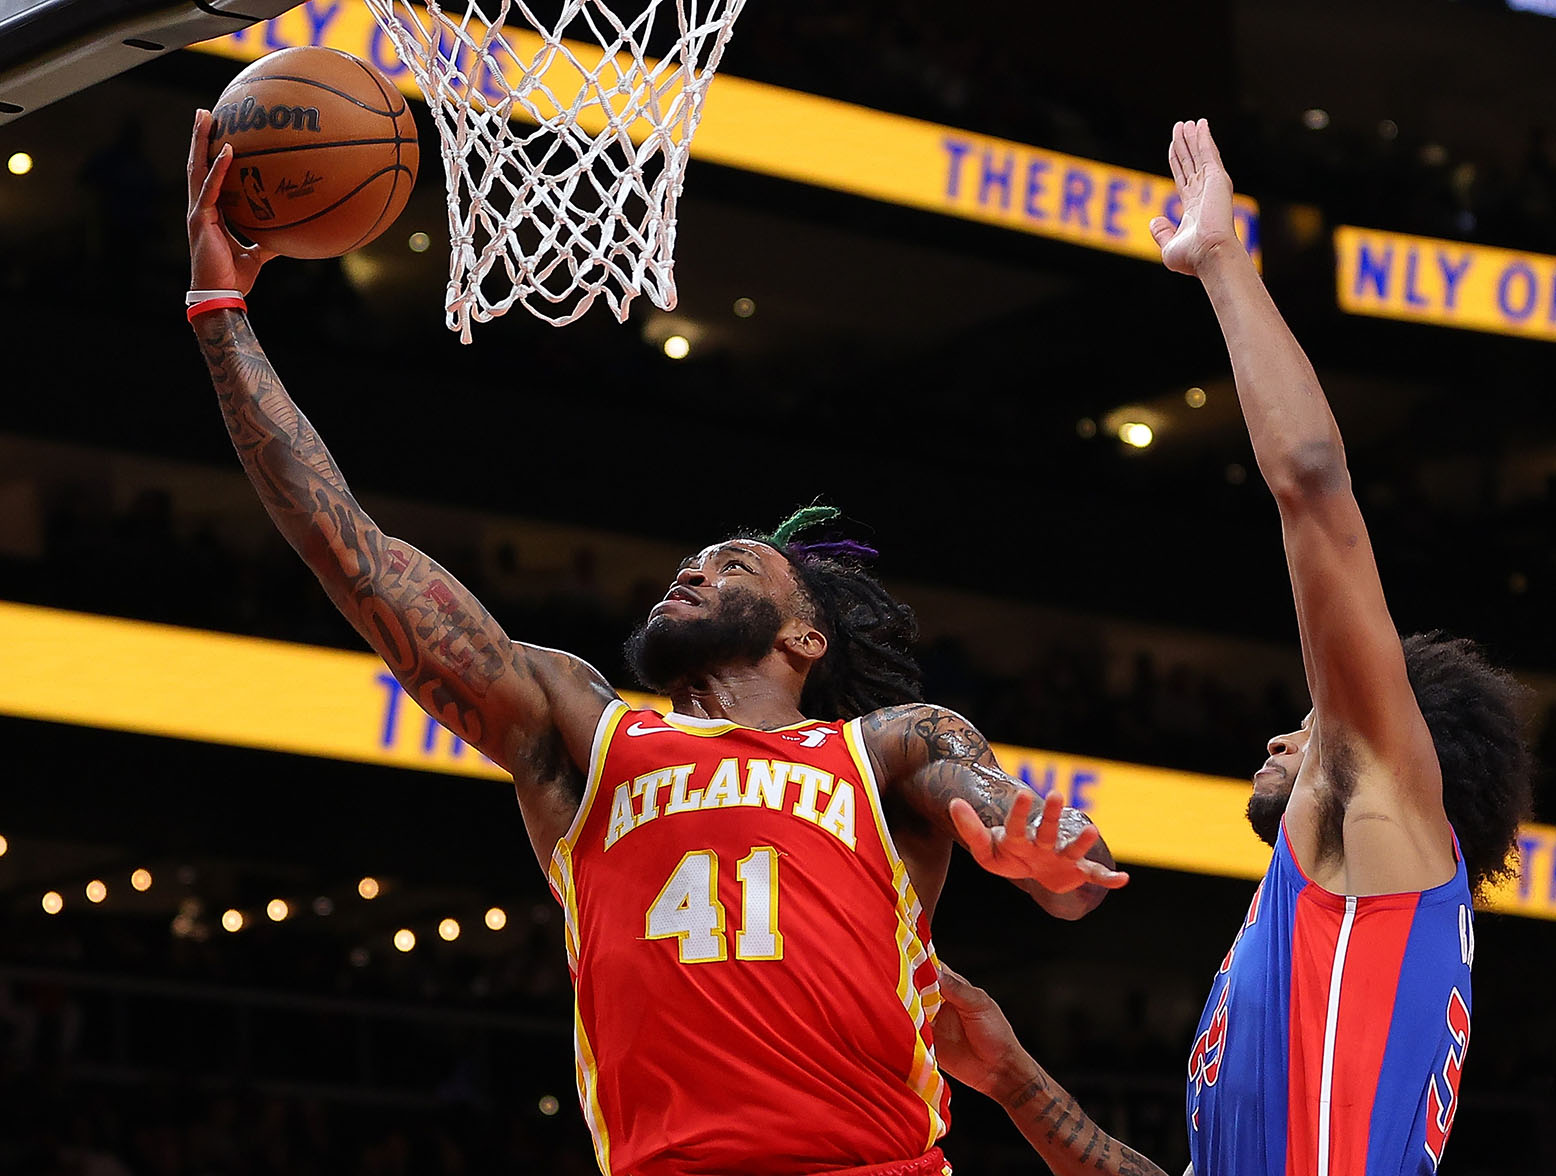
933,964,1168,1176
861,704,1127,919
185,113,615,860
1149,122,1442,847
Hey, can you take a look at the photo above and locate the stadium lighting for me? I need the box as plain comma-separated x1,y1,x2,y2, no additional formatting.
1302,109,1330,131
221,909,245,932
42,891,63,915
663,334,691,359
358,876,380,900
539,1095,560,1116
732,297,755,318
130,868,152,891
1185,387,1207,408
0,833,7,857
267,899,290,922
1119,422,1155,449
407,231,431,252
439,917,461,942
85,880,107,903
7,152,32,175
485,906,508,930
394,928,416,952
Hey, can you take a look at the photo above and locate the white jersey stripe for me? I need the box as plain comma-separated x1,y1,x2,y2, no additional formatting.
1317,895,1358,1176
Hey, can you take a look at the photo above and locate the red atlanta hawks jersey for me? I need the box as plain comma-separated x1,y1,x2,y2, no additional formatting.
547,702,950,1175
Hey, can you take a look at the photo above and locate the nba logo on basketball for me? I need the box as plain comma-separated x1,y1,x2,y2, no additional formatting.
238,168,274,221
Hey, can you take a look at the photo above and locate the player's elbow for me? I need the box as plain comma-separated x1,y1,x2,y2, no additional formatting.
1061,886,1108,920
1266,439,1351,506
1034,882,1107,921
299,526,370,586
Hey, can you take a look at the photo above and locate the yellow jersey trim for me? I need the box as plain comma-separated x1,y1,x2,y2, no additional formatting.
554,698,631,858
548,698,627,1173
843,718,949,1148
573,1003,612,1174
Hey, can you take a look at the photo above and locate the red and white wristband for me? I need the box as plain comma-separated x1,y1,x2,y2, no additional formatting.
186,289,247,321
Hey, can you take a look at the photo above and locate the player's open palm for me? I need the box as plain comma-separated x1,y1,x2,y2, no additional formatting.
187,110,274,296
949,789,1129,893
1150,118,1236,277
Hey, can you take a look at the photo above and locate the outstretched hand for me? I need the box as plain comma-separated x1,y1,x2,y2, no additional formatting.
1149,118,1237,277
948,788,1129,893
187,110,275,296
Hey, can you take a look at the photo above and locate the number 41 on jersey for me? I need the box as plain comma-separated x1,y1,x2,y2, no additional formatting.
646,847,783,964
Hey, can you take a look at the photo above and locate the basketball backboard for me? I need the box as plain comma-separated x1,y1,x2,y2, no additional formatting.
0,0,303,126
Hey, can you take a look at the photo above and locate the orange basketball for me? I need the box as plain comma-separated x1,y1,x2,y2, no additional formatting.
209,46,419,259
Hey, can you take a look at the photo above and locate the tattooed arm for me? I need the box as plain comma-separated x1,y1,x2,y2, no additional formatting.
935,965,1168,1176
185,112,615,862
861,704,1127,919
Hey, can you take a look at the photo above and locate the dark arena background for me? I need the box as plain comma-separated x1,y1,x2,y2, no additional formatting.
2,0,1555,1172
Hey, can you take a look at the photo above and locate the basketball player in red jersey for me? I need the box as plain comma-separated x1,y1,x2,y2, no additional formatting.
185,114,1127,1175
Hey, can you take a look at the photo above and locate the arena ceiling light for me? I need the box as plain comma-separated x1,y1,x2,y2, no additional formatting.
1101,406,1164,451
1119,422,1155,449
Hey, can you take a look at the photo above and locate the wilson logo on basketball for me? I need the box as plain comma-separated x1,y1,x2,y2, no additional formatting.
211,95,322,138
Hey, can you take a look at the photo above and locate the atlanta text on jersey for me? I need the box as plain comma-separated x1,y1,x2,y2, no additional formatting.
604,758,859,852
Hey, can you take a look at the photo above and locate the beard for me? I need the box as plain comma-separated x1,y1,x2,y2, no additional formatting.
625,588,786,691
1245,774,1292,847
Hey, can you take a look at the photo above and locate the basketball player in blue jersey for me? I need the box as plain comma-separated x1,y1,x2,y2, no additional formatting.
1153,119,1531,1176
924,120,1534,1176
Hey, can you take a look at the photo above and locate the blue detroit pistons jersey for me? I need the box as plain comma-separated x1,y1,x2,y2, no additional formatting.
1186,822,1475,1176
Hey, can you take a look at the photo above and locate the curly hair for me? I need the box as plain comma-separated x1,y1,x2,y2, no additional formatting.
737,506,924,721
1402,631,1534,895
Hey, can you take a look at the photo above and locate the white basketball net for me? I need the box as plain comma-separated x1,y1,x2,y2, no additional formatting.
365,0,747,338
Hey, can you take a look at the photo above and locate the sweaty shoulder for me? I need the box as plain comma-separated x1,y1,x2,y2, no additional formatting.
503,644,621,868
512,642,621,765
858,702,994,782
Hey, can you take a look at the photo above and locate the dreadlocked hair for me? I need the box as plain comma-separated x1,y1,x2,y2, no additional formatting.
739,505,923,721
1402,631,1535,896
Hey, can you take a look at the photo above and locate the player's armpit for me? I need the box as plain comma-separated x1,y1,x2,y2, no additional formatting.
859,704,1125,918
194,310,618,776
